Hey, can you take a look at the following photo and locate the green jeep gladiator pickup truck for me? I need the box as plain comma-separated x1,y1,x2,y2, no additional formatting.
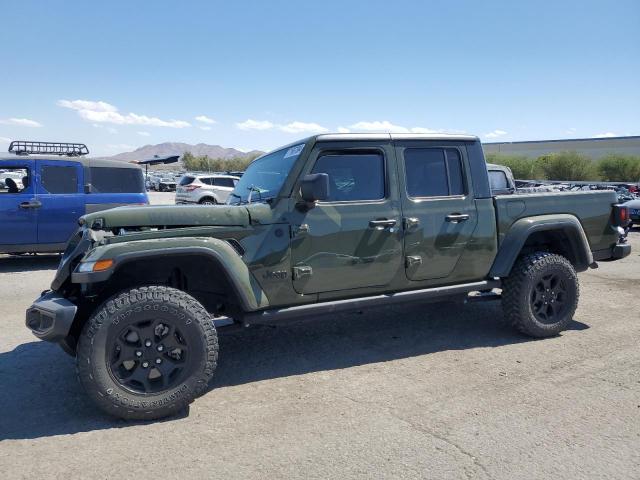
26,133,631,420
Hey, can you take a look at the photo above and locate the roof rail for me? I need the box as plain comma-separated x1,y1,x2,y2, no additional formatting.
8,141,89,157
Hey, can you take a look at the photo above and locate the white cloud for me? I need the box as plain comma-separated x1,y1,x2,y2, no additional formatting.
0,117,43,127
137,131,151,136
198,126,212,131
0,136,11,143
195,115,216,125
58,99,191,128
566,127,577,134
279,121,328,134
484,129,508,139
57,99,117,113
350,120,410,133
348,120,462,135
236,119,275,131
337,126,351,133
594,132,618,138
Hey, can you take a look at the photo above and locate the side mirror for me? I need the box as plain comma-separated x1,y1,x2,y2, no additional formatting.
300,173,329,203
84,183,93,194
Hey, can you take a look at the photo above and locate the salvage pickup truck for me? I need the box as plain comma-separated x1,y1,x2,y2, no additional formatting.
26,133,631,420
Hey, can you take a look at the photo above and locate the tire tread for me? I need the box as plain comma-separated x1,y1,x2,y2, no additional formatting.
76,286,218,420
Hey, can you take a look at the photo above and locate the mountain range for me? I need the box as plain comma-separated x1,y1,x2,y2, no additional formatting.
98,142,264,162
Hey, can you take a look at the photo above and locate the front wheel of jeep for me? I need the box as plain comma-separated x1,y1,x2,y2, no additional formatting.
76,286,218,420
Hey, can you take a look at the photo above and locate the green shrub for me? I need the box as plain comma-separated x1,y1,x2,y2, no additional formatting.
534,151,599,181
597,154,640,182
485,153,538,179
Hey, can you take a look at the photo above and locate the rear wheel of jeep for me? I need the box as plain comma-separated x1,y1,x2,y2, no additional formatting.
502,252,579,338
76,286,218,420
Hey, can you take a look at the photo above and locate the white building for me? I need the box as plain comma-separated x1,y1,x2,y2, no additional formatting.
483,135,640,159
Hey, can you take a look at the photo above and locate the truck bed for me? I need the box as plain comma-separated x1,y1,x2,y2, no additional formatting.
494,190,619,253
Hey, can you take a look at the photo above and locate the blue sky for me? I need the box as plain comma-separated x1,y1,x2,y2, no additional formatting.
0,0,638,156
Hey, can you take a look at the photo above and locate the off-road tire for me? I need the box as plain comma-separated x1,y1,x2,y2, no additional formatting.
502,252,579,338
76,286,218,420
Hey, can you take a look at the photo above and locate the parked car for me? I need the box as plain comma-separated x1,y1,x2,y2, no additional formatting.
156,176,177,192
623,198,640,228
0,141,148,254
175,173,239,204
26,133,631,420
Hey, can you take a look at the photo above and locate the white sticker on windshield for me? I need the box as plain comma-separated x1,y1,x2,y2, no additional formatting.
284,144,304,158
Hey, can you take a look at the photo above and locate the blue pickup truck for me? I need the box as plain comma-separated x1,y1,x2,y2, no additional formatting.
0,141,148,254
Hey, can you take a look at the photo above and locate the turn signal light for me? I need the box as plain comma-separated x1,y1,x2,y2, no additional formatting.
77,259,114,273
93,259,114,271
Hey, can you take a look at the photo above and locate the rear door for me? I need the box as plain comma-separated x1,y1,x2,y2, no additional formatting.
290,140,403,294
395,141,479,281
0,161,38,246
35,160,84,245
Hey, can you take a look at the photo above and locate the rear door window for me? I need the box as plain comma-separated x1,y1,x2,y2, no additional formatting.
403,148,466,198
41,165,78,194
90,167,145,193
214,177,236,188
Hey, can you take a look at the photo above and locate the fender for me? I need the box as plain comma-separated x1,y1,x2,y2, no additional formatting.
71,237,269,312
489,214,593,278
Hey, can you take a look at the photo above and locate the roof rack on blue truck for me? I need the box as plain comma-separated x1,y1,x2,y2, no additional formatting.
9,141,89,157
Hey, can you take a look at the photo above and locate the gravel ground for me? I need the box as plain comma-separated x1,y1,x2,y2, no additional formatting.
0,198,638,479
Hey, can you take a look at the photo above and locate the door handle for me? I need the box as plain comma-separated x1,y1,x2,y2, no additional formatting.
445,213,469,223
19,200,42,209
404,217,420,230
369,219,397,230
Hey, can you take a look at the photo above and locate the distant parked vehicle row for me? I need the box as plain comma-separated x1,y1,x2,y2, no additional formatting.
175,173,239,204
0,141,148,254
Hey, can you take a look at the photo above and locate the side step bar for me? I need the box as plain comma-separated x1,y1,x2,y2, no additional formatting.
241,280,501,326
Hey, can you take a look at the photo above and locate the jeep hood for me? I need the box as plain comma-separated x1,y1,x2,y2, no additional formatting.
80,203,273,229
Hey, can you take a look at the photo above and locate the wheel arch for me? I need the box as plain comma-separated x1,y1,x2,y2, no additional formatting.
198,194,219,204
65,240,269,351
490,214,593,278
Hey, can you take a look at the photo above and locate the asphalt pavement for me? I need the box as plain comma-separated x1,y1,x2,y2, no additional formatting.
0,194,638,479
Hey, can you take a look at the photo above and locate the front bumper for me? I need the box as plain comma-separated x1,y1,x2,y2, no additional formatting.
26,291,77,343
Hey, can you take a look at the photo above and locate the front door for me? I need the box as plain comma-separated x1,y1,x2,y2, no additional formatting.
291,141,403,295
0,161,38,247
35,160,84,245
395,142,479,281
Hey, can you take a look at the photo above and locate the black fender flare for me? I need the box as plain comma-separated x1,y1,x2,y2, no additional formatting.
71,240,270,312
489,214,593,277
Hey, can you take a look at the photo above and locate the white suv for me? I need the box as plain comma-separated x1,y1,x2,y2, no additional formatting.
175,174,240,205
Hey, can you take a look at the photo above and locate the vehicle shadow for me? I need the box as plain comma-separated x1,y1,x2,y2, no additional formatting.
0,341,186,441
0,254,60,273
0,301,588,441
210,301,588,389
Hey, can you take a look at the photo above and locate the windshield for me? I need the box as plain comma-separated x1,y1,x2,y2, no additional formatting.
227,143,305,204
